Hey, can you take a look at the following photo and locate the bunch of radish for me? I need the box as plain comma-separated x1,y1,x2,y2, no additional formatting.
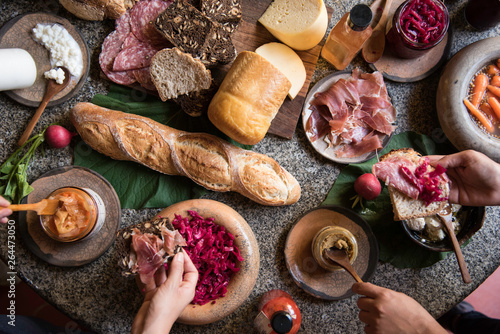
351,173,381,208
45,125,77,148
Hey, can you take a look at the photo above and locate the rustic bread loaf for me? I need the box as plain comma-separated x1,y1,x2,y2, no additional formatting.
58,0,136,20
379,148,449,221
207,51,291,145
150,47,212,101
154,0,236,66
70,102,301,206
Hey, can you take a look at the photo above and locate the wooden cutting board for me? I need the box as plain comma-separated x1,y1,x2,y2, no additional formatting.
220,1,333,139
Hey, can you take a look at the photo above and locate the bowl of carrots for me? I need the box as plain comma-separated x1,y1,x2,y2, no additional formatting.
437,36,500,163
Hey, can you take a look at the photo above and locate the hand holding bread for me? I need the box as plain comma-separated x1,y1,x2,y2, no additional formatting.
70,102,301,206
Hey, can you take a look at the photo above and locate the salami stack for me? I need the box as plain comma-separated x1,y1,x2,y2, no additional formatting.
99,0,173,90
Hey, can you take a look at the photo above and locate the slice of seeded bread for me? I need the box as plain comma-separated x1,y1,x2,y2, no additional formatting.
380,148,449,221
155,0,236,66
201,0,242,34
150,47,212,101
116,216,181,277
174,82,218,117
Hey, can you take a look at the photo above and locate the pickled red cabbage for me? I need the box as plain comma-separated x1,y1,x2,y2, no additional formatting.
400,0,447,44
171,210,243,306
400,159,448,206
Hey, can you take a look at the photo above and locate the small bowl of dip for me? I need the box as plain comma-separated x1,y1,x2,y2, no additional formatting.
40,187,105,242
311,225,358,271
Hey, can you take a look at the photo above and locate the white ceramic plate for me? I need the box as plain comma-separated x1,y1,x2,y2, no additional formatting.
302,71,393,164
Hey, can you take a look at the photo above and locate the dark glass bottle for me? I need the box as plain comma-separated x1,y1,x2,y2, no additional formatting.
254,289,301,334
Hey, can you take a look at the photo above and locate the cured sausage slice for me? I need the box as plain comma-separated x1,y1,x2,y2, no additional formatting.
130,0,171,45
113,41,161,71
99,30,136,85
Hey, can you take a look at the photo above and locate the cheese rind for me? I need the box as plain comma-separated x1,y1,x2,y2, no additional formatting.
258,0,328,51
255,42,306,100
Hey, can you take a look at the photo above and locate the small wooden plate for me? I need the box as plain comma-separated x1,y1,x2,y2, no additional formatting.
155,199,259,325
369,0,452,83
18,166,121,267
0,12,90,107
285,206,378,300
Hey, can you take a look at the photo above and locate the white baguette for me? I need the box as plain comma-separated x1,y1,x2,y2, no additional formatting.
70,102,301,206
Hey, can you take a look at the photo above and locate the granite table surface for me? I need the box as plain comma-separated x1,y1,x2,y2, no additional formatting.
0,0,499,333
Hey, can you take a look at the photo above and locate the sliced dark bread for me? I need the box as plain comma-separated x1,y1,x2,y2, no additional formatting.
154,0,236,66
150,47,212,101
174,82,218,117
201,0,242,34
116,217,182,277
378,148,449,221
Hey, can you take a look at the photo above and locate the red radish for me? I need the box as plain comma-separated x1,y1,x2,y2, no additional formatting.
354,173,381,200
45,125,77,148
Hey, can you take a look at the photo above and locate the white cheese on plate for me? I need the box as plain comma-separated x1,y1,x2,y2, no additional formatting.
255,42,306,99
258,0,328,51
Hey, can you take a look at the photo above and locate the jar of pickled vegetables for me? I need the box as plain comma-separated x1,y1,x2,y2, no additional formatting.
40,187,106,242
386,0,449,59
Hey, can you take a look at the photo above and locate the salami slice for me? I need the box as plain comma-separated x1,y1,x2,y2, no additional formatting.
123,32,142,49
132,67,157,91
99,30,136,85
113,41,161,71
115,10,131,38
130,0,171,45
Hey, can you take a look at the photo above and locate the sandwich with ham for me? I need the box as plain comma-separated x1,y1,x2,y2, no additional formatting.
372,148,450,221
116,216,187,284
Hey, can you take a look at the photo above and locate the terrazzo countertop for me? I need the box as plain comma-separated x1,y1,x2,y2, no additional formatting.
1,0,499,333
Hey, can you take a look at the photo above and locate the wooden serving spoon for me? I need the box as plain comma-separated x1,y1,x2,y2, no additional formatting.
324,247,363,283
17,67,71,146
438,206,472,284
362,0,394,64
8,199,60,215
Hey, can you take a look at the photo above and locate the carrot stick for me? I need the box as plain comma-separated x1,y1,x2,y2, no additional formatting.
488,96,500,121
470,73,489,107
492,75,500,87
487,84,500,98
487,65,500,75
464,99,495,133
479,102,499,123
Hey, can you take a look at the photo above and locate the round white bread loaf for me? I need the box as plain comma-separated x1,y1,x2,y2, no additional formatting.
207,51,291,145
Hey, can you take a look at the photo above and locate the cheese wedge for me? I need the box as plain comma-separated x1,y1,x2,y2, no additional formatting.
258,0,328,51
255,42,306,99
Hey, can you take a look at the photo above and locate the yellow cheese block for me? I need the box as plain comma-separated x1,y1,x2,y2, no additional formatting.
258,0,328,51
255,42,306,100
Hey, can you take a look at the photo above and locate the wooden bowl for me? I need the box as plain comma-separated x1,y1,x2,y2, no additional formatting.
436,36,500,162
155,199,259,325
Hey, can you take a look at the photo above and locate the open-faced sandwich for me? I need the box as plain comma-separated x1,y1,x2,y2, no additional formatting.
372,148,450,221
116,216,187,284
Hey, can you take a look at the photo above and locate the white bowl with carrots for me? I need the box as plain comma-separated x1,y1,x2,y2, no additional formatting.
437,36,500,163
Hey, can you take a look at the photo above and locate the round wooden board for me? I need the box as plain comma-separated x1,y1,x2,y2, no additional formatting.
0,12,90,107
284,206,378,300
18,166,121,267
155,199,259,326
369,0,452,83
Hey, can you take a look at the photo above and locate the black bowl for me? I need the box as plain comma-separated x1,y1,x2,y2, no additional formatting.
401,206,486,252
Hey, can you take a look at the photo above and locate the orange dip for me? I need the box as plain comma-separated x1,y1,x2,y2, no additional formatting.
41,187,97,242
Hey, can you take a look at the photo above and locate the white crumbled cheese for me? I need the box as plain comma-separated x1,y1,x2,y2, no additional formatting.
406,217,426,231
406,204,462,242
32,23,83,79
44,68,65,84
425,216,446,241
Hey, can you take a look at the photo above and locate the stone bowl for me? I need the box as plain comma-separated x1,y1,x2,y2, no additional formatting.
436,36,500,162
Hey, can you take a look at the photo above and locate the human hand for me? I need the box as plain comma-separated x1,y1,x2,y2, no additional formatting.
352,282,447,334
428,150,500,206
131,251,198,334
0,196,12,224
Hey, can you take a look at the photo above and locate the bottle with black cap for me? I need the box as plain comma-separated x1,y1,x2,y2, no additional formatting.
254,289,301,334
321,4,373,70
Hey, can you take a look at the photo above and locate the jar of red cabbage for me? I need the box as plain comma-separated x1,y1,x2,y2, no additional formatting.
386,0,449,59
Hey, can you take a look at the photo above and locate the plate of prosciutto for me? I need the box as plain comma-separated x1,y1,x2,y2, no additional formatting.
302,68,397,164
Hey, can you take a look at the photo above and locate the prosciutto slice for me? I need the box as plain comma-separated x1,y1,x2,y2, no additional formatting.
372,156,420,199
306,68,396,158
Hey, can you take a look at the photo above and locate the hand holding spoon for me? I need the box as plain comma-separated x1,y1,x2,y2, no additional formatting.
362,0,394,63
17,67,71,146
324,247,363,282
438,206,472,284
8,198,60,215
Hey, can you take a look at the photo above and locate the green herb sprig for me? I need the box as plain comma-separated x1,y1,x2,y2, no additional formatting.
0,126,47,204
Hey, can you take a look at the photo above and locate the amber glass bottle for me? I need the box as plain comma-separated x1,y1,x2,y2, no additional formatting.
321,4,373,70
254,289,301,334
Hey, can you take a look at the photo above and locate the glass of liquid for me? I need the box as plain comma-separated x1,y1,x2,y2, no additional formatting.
464,0,500,31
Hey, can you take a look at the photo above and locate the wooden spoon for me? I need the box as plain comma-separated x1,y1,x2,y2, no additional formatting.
438,206,472,284
324,247,363,283
362,0,394,64
17,67,71,146
8,199,60,215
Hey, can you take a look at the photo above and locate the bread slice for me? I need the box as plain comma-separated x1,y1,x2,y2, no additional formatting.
377,148,449,221
116,216,182,277
154,0,236,66
150,47,212,101
174,83,218,117
201,0,242,34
